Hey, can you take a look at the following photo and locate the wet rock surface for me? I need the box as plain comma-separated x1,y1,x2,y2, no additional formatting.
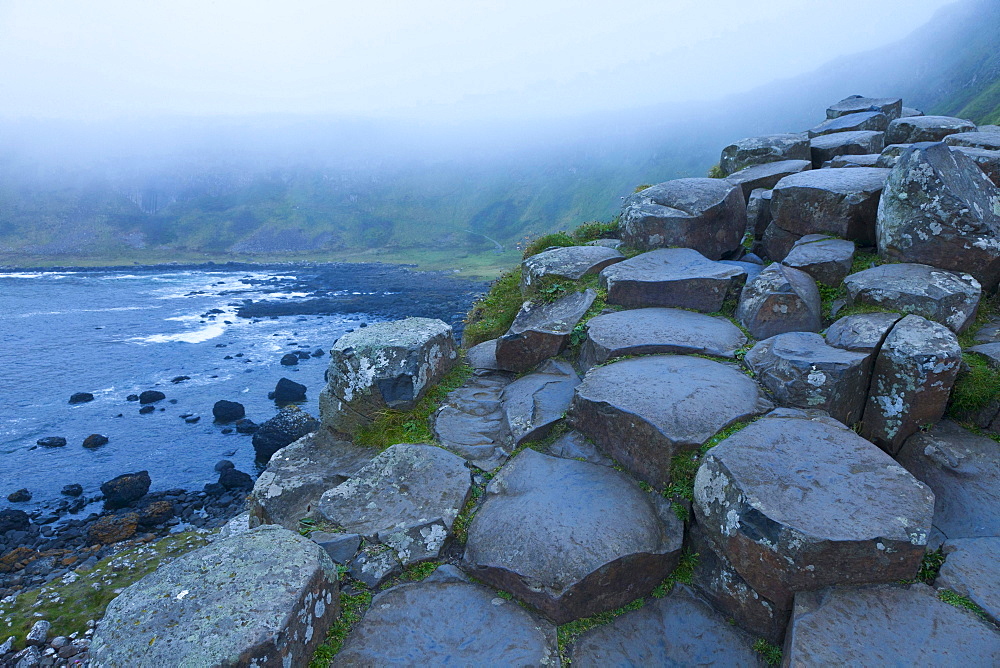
499,358,579,449
432,373,512,469
520,245,623,292
736,264,822,340
494,288,595,373
720,133,811,176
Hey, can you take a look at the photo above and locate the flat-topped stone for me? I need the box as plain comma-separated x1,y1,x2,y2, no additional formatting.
569,355,771,488
843,263,981,333
825,312,903,353
494,288,595,373
462,449,683,624
694,410,934,607
542,430,614,467
937,537,1000,624
433,374,511,470
827,153,881,167
499,358,579,448
759,220,801,261
720,133,811,176
465,338,501,371
771,167,889,244
953,146,1000,187
810,111,889,138
886,115,977,144
521,245,624,293
579,307,748,370
901,107,924,118
619,178,746,258
600,248,746,312
969,342,1000,368
781,234,855,286
826,95,902,121
724,159,811,200
810,131,886,168
736,264,822,340
945,131,1000,150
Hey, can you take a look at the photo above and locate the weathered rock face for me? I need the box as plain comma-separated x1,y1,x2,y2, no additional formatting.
600,248,746,312
567,584,760,667
619,179,746,258
736,264,822,340
494,289,595,373
875,142,1000,290
945,131,1000,151
320,318,458,435
90,525,340,667
579,307,748,370
252,405,321,462
810,131,886,168
335,566,558,666
953,146,1000,187
499,358,579,448
520,245,624,294
569,355,771,488
462,449,683,624
465,339,500,371
781,234,855,286
694,410,934,608
827,153,881,167
843,263,981,333
784,584,1000,665
886,116,977,144
432,374,512,470
720,134,811,176
826,95,903,121
896,421,1000,539
759,220,801,261
770,167,889,244
860,315,962,454
901,107,924,118
809,111,889,138
745,332,871,424
937,537,1000,624
746,188,773,238
543,430,614,467
100,471,150,509
724,159,811,200
876,142,913,168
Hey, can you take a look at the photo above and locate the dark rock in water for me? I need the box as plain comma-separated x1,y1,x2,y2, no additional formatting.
6,488,31,503
204,482,226,495
295,350,310,360
252,406,320,462
214,460,235,473
234,418,258,434
886,116,976,144
170,376,190,384
100,470,151,509
279,353,299,366
494,289,595,373
36,436,67,448
138,390,165,404
68,392,94,404
720,134,811,176
311,348,325,357
138,405,155,414
273,377,307,404
0,508,30,533
138,500,174,526
212,399,245,422
826,95,902,121
218,468,254,490
60,484,84,497
736,264,822,339
82,434,109,449
184,415,201,424
126,394,139,402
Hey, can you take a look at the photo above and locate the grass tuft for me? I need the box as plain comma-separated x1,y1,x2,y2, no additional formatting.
309,590,373,666
463,267,525,347
948,352,1000,415
753,638,783,665
651,550,699,598
938,589,992,624
707,164,725,179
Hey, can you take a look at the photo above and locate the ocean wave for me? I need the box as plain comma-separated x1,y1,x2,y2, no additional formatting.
132,322,228,344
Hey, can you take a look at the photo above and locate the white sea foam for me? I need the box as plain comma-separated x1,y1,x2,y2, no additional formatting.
134,322,228,344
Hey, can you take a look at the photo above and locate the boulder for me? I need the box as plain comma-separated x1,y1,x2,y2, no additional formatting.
138,405,155,414
826,95,902,121
825,312,903,353
320,317,458,435
218,468,254,490
432,374,512,470
759,220,801,261
90,525,340,667
212,399,245,422
494,289,595,373
273,377,307,404
809,110,889,138
969,341,1000,368
0,509,29,533
781,234,855,286
88,512,139,544
279,353,299,366
886,116,977,144
6,489,30,503
252,405,321,462
81,433,109,449
953,146,1000,187
138,390,165,404
744,332,871,424
860,315,962,454
770,167,889,244
719,133,811,176
569,355,771,488
944,131,1000,151
68,392,94,404
60,483,83,497
937,537,1000,623
600,248,746,312
100,471,151,508
520,245,623,293
619,178,746,257
579,307,748,370
876,142,1000,290
336,566,558,666
464,339,501,371
138,500,174,526
736,264,822,340
875,142,913,167
235,417,258,434
901,107,924,118
36,436,66,448
694,410,934,608
499,358,579,448
746,188,773,238
310,532,361,565
827,153,881,167
724,159,811,200
462,449,683,624
843,263,981,333
810,131,885,168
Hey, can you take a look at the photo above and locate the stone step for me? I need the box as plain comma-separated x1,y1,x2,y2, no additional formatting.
736,264,822,340
432,374,511,470
886,115,976,144
520,244,624,293
498,358,579,451
495,288,595,373
781,234,855,286
809,131,885,168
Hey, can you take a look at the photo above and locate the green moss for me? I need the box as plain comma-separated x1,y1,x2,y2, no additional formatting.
377,561,442,591
522,232,577,259
938,589,992,623
557,598,646,663
452,481,486,545
571,218,620,242
707,164,725,179
849,250,883,275
632,184,653,193
651,550,699,598
958,293,998,349
308,590,373,666
817,282,847,322
948,352,1000,415
463,267,525,347
753,638,783,665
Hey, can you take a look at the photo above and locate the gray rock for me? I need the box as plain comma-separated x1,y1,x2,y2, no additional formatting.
901,107,924,118
335,566,558,666
744,332,871,424
809,111,889,138
463,449,683,624
861,315,962,454
724,159,811,200
600,248,746,312
719,134,811,176
579,307,748,370
310,532,361,565
886,116,977,144
826,95,903,121
542,430,615,467
825,312,903,353
720,259,764,284
694,410,934,608
13,646,40,668
569,355,771,488
746,188,773,238
465,338,500,371
90,525,340,667
25,621,49,647
953,146,1000,187
586,238,623,249
620,178,746,258
494,288,595,373
499,358,579,448
759,220,801,261
568,585,761,667
843,263,981,333
875,141,1000,290
520,245,623,293
896,421,1000,539
875,142,913,167
379,519,453,567
781,234,855,286
320,318,458,435
350,545,402,588
432,373,511,469
771,167,889,244
736,264,822,340
784,584,1000,665
100,471,150,509
937,537,1000,623
251,405,321,462
810,131,886,168
945,131,1000,150
969,342,1000,368
827,153,881,167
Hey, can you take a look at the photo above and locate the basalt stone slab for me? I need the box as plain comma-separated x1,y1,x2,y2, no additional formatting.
720,134,811,176
736,264,822,340
809,111,889,138
600,248,746,311
569,356,771,488
252,405,321,462
969,341,1000,368
825,312,903,353
694,410,934,608
724,159,811,200
861,315,962,454
90,525,340,667
886,116,977,144
876,141,1000,290
543,430,615,467
249,431,372,531
499,358,579,448
432,374,511,470
744,332,871,424
784,584,1000,665
579,307,748,370
335,566,558,666
520,245,624,293
619,178,746,258
896,421,1000,539
321,317,458,435
875,142,913,167
937,537,1000,623
826,95,902,121
901,107,925,118
781,234,855,286
953,146,1000,187
494,288,595,373
567,584,760,667
810,131,886,169
771,167,890,244
844,263,981,333
827,153,881,167
720,259,764,284
465,338,500,371
759,220,801,261
462,449,683,624
746,188,773,238
350,544,402,588
945,131,1000,151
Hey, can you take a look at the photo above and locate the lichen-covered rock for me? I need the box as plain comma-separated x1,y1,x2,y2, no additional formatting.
810,110,889,138
100,471,151,509
953,146,1000,187
494,289,594,373
826,95,902,121
251,405,321,462
88,512,139,545
600,248,746,311
886,116,977,144
433,374,512,470
809,131,886,168
875,142,913,168
825,312,903,353
619,179,746,257
520,245,623,293
736,264,822,340
720,134,811,176
724,159,811,200
781,234,855,286
90,525,340,667
499,358,579,448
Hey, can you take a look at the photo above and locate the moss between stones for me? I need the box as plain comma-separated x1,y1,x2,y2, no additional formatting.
957,292,998,349
308,590,373,667
707,164,725,179
937,589,993,625
650,550,698,598
556,598,646,664
949,352,1000,415
752,638,783,665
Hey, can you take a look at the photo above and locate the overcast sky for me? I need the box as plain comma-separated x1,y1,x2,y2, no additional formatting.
0,0,958,122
